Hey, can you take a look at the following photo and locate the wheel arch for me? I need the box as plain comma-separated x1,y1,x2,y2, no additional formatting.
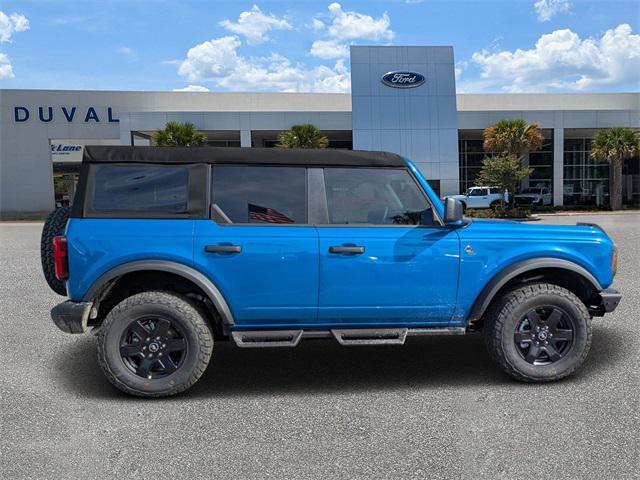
467,258,602,326
83,260,234,326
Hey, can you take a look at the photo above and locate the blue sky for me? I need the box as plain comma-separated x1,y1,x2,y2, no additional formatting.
0,0,638,93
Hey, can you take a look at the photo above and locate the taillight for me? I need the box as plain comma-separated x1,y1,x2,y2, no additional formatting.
53,236,69,280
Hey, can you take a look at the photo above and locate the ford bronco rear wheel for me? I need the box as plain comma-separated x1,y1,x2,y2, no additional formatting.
97,291,213,397
484,283,592,382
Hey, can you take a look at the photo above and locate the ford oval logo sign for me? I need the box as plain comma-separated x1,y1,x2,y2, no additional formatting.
381,71,426,88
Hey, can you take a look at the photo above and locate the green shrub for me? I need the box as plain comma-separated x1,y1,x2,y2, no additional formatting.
466,207,531,219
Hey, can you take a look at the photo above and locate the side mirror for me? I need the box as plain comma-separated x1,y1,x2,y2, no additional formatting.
444,197,464,225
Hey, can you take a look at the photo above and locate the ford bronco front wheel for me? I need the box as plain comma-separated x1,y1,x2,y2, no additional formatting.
484,283,592,382
97,291,213,397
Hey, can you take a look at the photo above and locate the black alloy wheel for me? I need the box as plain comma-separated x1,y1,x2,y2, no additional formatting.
119,316,188,380
514,306,575,365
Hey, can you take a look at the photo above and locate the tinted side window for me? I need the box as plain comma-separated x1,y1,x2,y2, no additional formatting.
323,168,432,225
212,165,307,224
91,165,189,213
489,188,500,194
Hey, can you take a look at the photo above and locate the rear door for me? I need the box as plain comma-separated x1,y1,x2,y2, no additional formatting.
193,165,319,328
316,167,460,326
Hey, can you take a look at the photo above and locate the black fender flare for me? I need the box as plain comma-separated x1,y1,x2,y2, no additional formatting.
467,257,602,323
83,260,235,325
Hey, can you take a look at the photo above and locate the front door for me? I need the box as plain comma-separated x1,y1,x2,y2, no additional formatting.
194,165,318,328
317,167,460,326
467,188,489,208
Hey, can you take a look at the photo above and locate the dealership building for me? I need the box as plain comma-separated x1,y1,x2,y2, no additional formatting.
1,46,638,218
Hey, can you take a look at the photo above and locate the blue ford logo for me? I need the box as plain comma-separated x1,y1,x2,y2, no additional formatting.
381,71,426,88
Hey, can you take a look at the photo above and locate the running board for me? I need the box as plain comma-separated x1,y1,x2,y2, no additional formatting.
232,330,303,348
231,327,466,348
332,328,408,345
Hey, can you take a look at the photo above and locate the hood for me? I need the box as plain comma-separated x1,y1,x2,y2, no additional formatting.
465,217,611,242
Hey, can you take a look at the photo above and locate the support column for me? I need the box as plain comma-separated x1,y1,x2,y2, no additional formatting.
553,126,564,206
240,130,252,148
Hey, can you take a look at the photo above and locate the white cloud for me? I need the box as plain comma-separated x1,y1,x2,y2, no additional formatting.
533,0,571,22
310,39,349,59
178,36,243,82
177,35,350,92
308,3,393,60
310,19,325,32
471,24,640,92
0,52,14,79
219,5,291,45
0,11,29,43
324,3,393,41
173,85,211,92
118,46,134,56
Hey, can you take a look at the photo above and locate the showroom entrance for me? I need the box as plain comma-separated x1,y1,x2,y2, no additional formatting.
49,139,120,208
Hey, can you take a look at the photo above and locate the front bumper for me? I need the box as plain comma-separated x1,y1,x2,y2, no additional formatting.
51,300,93,334
591,288,622,316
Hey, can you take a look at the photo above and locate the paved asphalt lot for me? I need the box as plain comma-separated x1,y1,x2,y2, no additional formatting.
1,214,638,479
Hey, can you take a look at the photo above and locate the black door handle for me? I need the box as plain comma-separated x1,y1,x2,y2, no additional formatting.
329,246,365,254
205,245,242,253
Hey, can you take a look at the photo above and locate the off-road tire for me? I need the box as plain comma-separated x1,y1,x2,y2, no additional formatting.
40,207,70,295
484,283,592,382
490,200,500,209
97,291,213,397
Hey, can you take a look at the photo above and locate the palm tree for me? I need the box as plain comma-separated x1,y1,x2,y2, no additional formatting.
152,122,207,147
483,119,545,160
276,124,329,149
482,119,544,206
590,127,640,210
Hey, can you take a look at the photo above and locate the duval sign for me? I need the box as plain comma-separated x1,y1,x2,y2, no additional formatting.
381,71,426,88
13,106,119,123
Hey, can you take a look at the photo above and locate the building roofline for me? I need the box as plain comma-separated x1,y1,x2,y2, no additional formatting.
456,92,640,111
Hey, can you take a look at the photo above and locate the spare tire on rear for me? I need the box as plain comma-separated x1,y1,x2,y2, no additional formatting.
41,207,70,296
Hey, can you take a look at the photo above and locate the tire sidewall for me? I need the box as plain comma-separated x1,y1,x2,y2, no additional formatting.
99,295,210,395
499,290,590,379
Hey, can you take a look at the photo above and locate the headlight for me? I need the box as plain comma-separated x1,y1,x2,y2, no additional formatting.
611,246,618,276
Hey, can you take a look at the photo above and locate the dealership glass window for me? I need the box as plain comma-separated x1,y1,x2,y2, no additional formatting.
323,168,434,225
528,138,553,189
622,153,640,207
458,139,486,193
459,133,553,194
52,163,81,208
91,165,189,213
563,138,610,206
212,165,307,224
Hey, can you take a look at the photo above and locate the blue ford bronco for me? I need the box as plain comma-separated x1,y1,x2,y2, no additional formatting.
42,146,621,397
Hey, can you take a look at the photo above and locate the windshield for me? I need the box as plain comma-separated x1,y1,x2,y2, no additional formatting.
520,188,539,194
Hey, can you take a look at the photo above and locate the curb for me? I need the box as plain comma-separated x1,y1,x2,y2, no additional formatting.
534,210,640,217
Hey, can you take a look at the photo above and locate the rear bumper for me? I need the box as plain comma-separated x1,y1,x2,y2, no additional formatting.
51,300,93,334
591,288,622,316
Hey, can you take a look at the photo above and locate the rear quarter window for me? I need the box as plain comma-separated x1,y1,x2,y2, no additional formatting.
84,164,206,217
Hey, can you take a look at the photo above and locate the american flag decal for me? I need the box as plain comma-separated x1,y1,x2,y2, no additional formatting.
248,203,295,224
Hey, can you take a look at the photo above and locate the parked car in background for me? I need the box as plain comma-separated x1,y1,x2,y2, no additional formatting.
445,186,506,210
515,187,552,206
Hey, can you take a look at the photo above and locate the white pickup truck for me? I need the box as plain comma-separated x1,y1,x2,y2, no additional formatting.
445,186,507,210
514,187,553,206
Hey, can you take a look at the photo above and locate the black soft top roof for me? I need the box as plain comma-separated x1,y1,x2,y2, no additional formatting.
83,146,406,168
